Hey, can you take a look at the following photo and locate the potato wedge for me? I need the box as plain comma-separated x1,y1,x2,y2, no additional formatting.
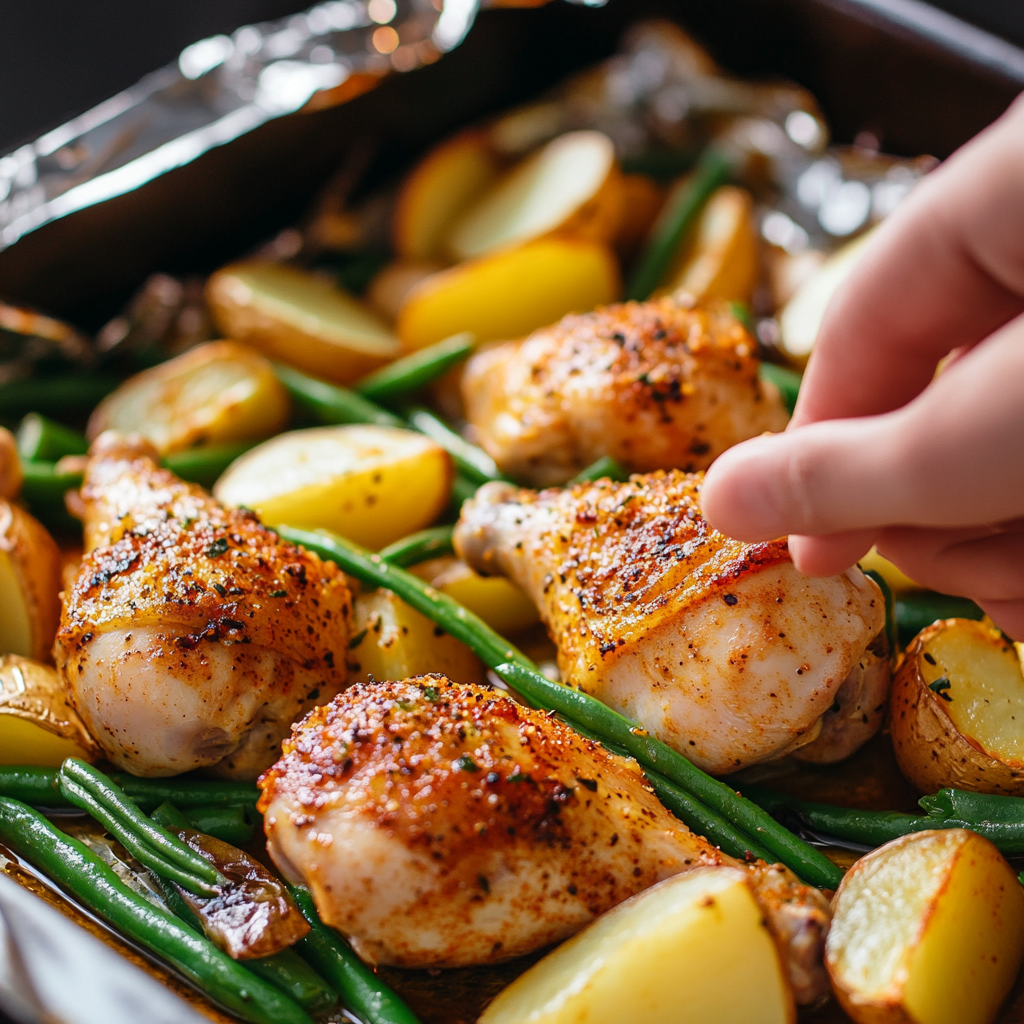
447,131,621,262
657,185,759,305
348,589,483,686
826,829,1024,1024
0,501,60,663
612,173,665,260
87,340,290,455
480,866,795,1024
0,427,23,500
891,618,1024,795
397,238,620,350
213,425,452,550
206,261,401,384
366,260,443,324
393,130,501,262
410,556,538,635
778,230,873,364
0,655,100,766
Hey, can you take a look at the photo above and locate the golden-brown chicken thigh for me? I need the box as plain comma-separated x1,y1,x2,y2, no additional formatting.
461,299,788,486
259,676,831,1003
55,433,352,778
454,472,889,774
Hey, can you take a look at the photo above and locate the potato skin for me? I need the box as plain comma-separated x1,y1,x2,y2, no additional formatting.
891,620,1024,796
0,501,61,663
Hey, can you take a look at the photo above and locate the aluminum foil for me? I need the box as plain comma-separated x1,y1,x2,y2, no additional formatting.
0,0,485,253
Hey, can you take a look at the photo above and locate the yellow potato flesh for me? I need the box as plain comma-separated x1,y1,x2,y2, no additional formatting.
348,589,483,687
481,867,794,1024
88,341,289,454
213,425,452,550
0,714,93,767
828,829,1024,1024
393,131,500,262
922,621,1024,762
448,130,619,261
207,262,401,383
859,547,921,593
658,185,758,304
0,549,33,658
397,238,620,350
411,557,538,635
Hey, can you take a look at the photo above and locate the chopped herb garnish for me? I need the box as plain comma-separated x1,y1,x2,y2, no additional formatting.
269,589,287,598
929,676,953,701
205,538,229,558
506,768,526,783
347,629,368,650
454,755,478,772
212,583,226,597
575,777,598,792
422,686,439,701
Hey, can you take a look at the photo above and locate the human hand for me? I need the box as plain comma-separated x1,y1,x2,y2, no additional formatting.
701,95,1024,638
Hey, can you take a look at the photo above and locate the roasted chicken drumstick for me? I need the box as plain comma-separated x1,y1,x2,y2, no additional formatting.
55,432,352,778
454,471,889,773
461,298,788,486
259,676,832,1003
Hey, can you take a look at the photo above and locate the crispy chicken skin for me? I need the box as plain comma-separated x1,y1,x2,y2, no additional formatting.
454,472,889,774
259,676,831,1003
461,298,789,487
55,433,352,779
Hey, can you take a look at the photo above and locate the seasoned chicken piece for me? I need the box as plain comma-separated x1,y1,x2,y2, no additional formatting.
259,676,831,1003
55,433,351,779
454,472,889,774
461,298,788,486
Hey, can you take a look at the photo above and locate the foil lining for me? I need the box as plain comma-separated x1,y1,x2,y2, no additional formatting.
0,0,482,253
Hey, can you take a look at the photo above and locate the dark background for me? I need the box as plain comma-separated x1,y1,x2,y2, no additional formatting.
0,0,1022,155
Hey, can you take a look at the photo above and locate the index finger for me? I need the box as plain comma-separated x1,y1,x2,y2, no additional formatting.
791,95,1024,429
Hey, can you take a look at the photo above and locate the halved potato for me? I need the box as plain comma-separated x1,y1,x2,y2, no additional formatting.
447,130,622,262
393,130,501,262
397,238,620,350
891,618,1024,795
87,340,290,455
0,655,100,766
213,425,452,550
826,829,1024,1024
612,173,665,260
656,185,759,305
0,501,61,663
0,427,23,499
206,261,401,384
410,556,538,635
778,229,873,365
480,866,795,1024
348,589,483,686
366,260,444,324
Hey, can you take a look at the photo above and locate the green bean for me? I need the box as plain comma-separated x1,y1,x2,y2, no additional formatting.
626,146,732,301
16,413,88,461
278,527,841,889
58,760,225,893
496,662,840,889
245,950,338,1015
0,375,120,417
449,473,479,509
164,442,256,488
401,404,505,485
758,362,802,416
0,765,68,806
569,456,629,484
895,591,984,647
290,886,421,1024
184,804,254,846
355,333,475,402
379,526,455,568
19,460,83,506
278,528,532,673
0,798,312,1024
566,718,774,862
920,788,1024,828
862,568,897,656
275,363,405,429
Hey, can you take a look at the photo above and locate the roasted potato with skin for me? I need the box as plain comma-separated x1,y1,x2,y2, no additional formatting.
347,589,484,687
481,866,795,1024
393,130,501,262
410,556,539,635
0,427,23,500
891,618,1024,795
0,655,100,766
214,424,452,550
826,829,1024,1024
87,341,290,455
0,501,61,662
397,238,620,350
446,130,622,262
206,261,401,384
